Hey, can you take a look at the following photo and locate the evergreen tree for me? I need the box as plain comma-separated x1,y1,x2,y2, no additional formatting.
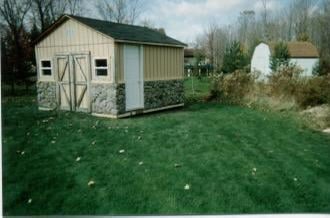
270,42,290,71
222,41,248,73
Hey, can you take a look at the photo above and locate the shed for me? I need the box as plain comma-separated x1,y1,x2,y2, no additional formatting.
35,15,186,118
251,42,319,79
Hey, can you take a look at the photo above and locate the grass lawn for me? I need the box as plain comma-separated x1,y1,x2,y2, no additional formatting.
2,86,330,215
184,76,211,99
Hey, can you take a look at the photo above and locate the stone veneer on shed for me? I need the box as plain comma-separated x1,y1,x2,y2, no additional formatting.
143,79,184,110
37,81,57,109
37,79,184,117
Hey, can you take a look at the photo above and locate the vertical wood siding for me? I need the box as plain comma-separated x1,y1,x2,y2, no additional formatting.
36,19,115,82
115,43,184,83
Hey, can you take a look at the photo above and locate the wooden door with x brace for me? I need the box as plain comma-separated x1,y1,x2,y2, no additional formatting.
55,53,91,112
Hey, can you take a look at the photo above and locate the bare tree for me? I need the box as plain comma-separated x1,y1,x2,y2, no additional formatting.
31,0,86,32
291,0,318,40
48,0,67,22
0,0,32,92
67,0,85,15
96,0,143,24
0,0,31,31
31,0,52,31
261,0,269,40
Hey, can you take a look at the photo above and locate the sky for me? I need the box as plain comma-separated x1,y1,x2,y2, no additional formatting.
87,0,291,44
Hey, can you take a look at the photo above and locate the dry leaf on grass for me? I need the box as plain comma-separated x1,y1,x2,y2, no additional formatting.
88,180,95,186
174,163,182,168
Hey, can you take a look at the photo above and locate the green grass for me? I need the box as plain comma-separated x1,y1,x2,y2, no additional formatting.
2,95,330,215
184,77,211,99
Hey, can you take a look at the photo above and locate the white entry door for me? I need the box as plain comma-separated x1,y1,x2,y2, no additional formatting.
124,45,144,111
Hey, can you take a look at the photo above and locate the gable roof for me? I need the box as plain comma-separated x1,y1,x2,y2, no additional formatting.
267,41,319,58
35,14,186,47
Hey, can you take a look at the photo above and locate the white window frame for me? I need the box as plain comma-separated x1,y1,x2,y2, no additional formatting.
40,59,52,77
93,57,110,79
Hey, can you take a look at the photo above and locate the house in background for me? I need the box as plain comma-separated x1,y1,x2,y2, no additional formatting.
184,48,211,76
35,15,186,118
251,41,319,78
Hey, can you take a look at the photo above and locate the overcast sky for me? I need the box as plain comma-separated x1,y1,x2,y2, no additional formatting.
88,0,290,44
141,0,291,43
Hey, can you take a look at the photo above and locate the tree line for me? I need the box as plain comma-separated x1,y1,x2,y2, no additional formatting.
194,0,330,75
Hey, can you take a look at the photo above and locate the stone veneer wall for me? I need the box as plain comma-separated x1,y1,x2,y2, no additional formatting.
37,81,57,109
144,79,184,110
90,83,126,115
37,80,183,115
116,83,126,114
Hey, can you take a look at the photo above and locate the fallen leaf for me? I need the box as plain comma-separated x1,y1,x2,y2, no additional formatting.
88,180,95,186
174,163,181,168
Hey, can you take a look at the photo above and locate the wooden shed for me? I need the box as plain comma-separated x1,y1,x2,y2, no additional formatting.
35,15,186,118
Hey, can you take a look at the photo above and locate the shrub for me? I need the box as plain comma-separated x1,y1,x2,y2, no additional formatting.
210,70,256,104
268,64,303,98
295,75,330,108
268,65,330,108
314,56,330,76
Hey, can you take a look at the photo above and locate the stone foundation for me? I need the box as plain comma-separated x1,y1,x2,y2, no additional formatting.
37,81,57,109
144,79,184,110
37,79,184,117
90,83,118,115
116,83,126,114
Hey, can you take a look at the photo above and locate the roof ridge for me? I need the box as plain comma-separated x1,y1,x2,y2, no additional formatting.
68,14,155,31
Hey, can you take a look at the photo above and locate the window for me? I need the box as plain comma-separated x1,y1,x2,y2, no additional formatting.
94,58,108,76
40,60,52,76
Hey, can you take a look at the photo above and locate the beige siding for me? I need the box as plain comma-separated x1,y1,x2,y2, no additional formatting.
36,19,115,83
144,45,184,81
115,43,184,83
115,43,124,83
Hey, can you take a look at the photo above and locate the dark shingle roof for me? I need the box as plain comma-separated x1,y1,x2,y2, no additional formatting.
36,15,186,46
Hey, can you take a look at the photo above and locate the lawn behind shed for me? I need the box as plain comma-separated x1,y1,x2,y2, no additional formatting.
2,79,330,214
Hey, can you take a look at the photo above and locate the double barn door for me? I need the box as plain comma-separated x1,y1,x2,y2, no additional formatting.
55,53,90,112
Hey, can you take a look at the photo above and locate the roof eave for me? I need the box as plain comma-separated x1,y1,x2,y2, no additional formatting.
114,39,186,47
